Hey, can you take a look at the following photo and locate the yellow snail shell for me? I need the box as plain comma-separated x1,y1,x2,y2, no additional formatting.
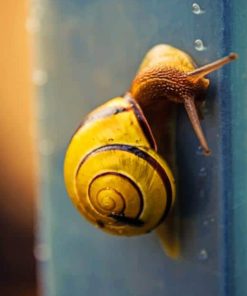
64,96,176,235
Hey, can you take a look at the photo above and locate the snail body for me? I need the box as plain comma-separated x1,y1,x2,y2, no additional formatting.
131,45,237,155
64,44,237,241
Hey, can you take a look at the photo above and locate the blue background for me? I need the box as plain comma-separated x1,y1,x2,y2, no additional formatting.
35,0,247,295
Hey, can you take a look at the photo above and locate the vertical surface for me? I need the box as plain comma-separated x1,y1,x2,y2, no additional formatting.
35,0,243,295
229,1,247,295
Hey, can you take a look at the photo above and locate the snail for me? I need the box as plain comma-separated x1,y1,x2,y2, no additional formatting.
64,44,237,250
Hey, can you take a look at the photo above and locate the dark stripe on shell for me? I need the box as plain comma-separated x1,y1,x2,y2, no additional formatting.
124,93,157,151
108,213,144,227
71,96,157,150
88,171,144,219
77,144,173,229
71,104,130,140
83,105,130,125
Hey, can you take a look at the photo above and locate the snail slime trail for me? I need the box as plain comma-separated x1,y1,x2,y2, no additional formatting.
64,44,238,258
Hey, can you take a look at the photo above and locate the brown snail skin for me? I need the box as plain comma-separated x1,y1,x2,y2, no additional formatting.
130,45,238,155
64,44,237,258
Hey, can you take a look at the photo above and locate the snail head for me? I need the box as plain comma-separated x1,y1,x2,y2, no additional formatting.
130,51,238,155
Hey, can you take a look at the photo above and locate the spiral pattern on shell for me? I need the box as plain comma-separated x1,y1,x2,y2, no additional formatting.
74,144,174,235
64,96,175,236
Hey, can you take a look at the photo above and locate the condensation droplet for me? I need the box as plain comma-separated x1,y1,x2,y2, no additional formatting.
194,39,207,51
39,139,54,156
34,244,51,261
32,69,48,86
199,167,207,177
196,146,204,155
30,1,45,18
203,107,210,115
203,217,215,226
26,17,41,33
198,249,208,261
192,3,205,15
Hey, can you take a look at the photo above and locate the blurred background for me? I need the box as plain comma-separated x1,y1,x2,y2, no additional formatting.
0,1,37,295
0,0,246,296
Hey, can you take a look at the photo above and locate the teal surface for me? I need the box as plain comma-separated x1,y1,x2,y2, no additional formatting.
230,1,247,296
34,0,246,295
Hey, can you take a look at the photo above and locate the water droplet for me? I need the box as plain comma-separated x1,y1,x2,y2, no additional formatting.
30,1,45,18
198,249,208,261
34,244,51,261
210,217,215,222
196,146,204,155
194,39,207,51
203,220,209,226
204,107,210,114
26,17,41,33
199,167,207,177
39,139,54,156
32,69,48,86
192,3,205,15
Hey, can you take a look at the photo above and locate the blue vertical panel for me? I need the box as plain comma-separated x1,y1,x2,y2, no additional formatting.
34,1,242,295
230,1,247,295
